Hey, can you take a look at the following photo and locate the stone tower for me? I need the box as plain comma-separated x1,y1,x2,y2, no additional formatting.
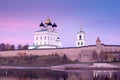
96,37,102,55
76,26,86,47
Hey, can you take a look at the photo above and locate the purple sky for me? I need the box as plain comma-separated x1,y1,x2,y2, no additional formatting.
0,0,120,47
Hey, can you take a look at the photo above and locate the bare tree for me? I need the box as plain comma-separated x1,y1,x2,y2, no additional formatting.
22,44,29,50
0,43,6,51
10,45,15,50
5,43,11,50
92,51,98,62
17,44,23,50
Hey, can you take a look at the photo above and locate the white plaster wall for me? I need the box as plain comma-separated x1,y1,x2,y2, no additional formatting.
34,31,62,48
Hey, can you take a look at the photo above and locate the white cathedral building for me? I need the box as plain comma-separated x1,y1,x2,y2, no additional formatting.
29,19,62,49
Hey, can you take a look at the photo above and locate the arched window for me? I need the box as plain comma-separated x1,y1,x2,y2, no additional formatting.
36,37,38,40
48,36,49,40
40,36,42,40
79,35,82,40
78,42,80,45
81,42,83,45
45,36,46,40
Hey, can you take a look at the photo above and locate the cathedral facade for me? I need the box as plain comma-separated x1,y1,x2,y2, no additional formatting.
29,19,62,49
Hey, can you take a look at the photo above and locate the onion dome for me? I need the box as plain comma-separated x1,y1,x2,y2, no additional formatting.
45,18,52,26
80,30,85,34
78,25,85,34
45,19,50,24
47,22,52,26
39,22,44,27
52,23,57,27
78,30,85,34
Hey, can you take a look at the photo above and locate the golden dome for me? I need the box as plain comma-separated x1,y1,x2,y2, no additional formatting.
45,18,51,24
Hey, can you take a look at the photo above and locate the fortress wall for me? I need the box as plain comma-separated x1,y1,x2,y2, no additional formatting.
0,46,120,61
102,46,120,52
0,47,96,61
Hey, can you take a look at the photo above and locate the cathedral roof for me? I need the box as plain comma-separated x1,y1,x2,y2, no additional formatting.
35,29,47,32
52,23,57,27
39,22,44,27
79,31,85,34
96,37,101,42
77,30,85,34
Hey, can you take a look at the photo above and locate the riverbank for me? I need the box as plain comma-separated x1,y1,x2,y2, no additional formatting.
51,63,120,70
0,66,50,69
0,54,77,67
0,54,120,70
0,63,120,70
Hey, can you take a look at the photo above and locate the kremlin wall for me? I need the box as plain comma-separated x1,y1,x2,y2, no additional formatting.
0,19,120,62
0,42,120,62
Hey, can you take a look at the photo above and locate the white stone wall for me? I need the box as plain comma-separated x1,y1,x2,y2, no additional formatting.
102,46,120,52
34,31,62,48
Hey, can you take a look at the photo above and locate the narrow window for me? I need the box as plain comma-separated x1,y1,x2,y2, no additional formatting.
48,36,49,40
45,36,46,40
36,37,38,40
78,42,80,45
79,35,82,40
40,36,42,40
81,42,83,45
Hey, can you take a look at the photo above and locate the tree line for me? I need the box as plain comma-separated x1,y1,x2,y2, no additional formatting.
0,43,29,51
92,51,120,62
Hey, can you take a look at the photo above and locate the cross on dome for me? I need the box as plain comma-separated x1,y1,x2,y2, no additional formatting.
79,24,85,34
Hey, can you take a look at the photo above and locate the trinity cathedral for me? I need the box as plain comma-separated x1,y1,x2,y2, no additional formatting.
29,19,62,49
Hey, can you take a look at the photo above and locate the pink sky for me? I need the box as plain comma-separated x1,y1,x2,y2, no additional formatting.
0,0,120,47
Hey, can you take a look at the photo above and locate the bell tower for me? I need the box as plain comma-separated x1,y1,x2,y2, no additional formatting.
76,25,86,47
